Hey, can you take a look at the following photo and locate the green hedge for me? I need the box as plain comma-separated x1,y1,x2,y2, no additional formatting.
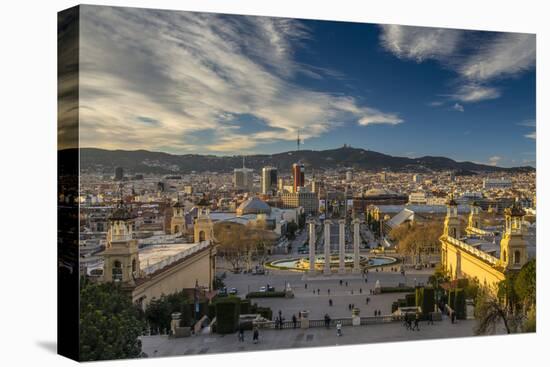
380,286,416,293
397,298,407,308
246,291,287,299
415,287,435,317
448,288,466,319
240,299,251,314
215,297,240,334
405,293,416,307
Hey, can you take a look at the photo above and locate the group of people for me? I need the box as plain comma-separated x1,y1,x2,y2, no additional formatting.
238,326,260,344
403,313,421,331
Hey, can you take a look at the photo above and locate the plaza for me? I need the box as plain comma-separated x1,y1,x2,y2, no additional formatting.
141,316,481,357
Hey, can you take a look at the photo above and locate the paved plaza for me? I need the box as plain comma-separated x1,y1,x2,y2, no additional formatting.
223,267,433,319
141,317,482,357
140,260,491,358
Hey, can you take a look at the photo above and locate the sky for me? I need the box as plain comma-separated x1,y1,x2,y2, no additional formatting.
78,5,536,167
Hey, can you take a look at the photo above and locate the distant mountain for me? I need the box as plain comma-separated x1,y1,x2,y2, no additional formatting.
75,147,535,175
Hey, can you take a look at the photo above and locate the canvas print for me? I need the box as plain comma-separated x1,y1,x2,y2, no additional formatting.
58,5,536,362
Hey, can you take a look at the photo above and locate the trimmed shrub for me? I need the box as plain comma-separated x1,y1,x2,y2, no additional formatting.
405,293,416,307
454,289,466,319
256,306,273,320
415,287,435,317
215,297,240,334
397,298,407,308
240,299,251,314
447,288,466,319
246,291,287,299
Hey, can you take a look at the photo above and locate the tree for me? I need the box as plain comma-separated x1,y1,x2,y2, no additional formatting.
474,284,520,335
474,262,535,336
390,221,442,264
79,279,145,361
144,290,192,333
286,220,298,240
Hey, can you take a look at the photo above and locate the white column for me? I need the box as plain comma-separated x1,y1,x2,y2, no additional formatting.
324,220,332,275
338,219,345,274
308,220,316,274
353,219,361,273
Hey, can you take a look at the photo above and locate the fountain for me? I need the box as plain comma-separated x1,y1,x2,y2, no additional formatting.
267,254,397,271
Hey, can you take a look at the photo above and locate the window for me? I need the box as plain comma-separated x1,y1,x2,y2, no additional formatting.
132,259,137,273
502,250,507,263
199,230,206,242
514,250,521,265
112,260,123,281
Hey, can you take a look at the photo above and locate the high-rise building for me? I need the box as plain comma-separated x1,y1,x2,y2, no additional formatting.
234,158,253,191
292,163,305,193
234,168,253,191
114,166,124,181
413,174,423,183
261,166,278,194
280,191,318,214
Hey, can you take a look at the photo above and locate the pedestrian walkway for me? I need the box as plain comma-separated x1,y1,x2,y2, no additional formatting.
141,319,484,357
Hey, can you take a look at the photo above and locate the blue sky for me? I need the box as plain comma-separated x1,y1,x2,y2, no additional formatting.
79,6,536,167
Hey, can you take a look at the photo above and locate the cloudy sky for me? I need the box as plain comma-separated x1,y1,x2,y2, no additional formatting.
79,6,536,167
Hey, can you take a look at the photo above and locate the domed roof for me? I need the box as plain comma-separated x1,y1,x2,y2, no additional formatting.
237,197,271,215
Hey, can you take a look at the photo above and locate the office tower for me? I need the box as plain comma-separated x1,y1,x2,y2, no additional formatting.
114,166,124,181
261,166,278,194
233,157,253,191
292,163,305,193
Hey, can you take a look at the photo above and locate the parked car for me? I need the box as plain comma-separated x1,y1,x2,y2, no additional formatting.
218,287,228,297
259,286,267,292
228,287,238,295
267,285,275,292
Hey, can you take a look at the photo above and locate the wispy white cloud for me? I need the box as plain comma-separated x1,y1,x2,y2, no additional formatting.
78,7,402,154
379,25,462,63
452,103,464,112
525,132,536,140
453,84,501,102
379,25,535,105
460,33,536,82
488,155,502,166
518,119,536,127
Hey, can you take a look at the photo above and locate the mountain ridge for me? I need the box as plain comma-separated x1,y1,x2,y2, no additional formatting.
75,147,535,174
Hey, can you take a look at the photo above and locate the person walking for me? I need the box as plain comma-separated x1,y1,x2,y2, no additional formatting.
336,321,342,337
253,326,259,344
328,288,331,295
305,283,307,289
329,299,333,307
238,326,245,342
359,288,362,294
292,314,297,329
413,312,420,331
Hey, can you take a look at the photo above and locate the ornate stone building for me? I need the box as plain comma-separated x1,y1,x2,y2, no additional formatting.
440,197,528,289
100,198,217,308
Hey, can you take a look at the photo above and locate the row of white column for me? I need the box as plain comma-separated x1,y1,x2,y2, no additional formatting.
308,218,361,275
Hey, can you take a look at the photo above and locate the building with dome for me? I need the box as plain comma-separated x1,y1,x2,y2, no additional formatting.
236,197,272,216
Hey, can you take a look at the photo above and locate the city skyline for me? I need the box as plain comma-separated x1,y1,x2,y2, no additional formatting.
79,6,535,167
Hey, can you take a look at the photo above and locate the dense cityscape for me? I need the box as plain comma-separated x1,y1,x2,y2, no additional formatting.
76,145,536,359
